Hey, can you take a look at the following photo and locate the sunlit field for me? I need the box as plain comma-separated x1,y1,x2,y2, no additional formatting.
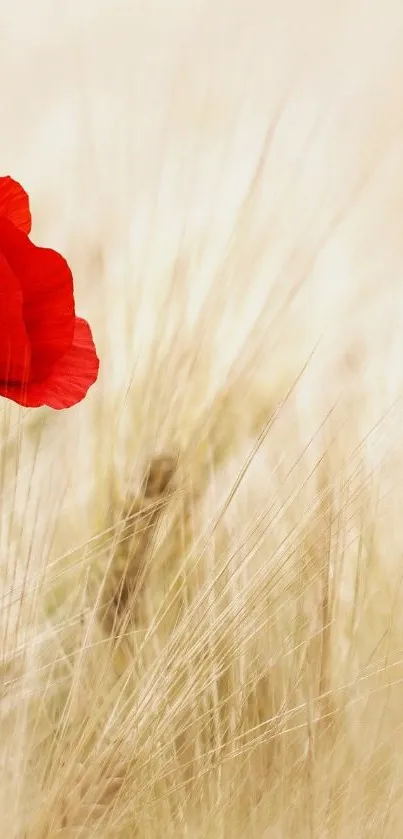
2,1,403,836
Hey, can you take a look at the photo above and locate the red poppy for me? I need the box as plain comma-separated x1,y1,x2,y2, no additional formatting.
0,176,99,409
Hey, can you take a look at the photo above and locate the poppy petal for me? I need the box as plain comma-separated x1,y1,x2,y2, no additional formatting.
0,248,31,382
0,317,99,409
0,176,31,234
0,218,75,381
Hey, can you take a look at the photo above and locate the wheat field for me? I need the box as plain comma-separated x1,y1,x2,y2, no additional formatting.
2,1,403,836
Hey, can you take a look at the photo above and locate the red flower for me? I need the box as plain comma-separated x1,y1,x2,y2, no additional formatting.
0,176,99,409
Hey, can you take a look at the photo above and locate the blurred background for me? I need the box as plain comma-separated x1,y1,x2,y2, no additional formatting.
2,1,403,836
